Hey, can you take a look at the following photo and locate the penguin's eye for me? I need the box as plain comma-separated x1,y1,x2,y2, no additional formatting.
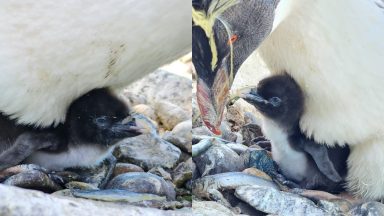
269,97,282,107
227,34,238,45
94,116,111,128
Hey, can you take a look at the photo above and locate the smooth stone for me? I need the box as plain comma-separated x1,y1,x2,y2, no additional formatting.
106,172,176,201
172,158,193,188
192,201,241,216
155,101,189,131
349,202,384,216
112,163,144,178
194,144,245,177
3,170,62,193
132,104,157,121
65,181,98,190
72,189,166,203
125,70,192,115
193,172,278,199
163,120,192,153
226,143,249,155
0,164,48,182
113,134,181,170
0,184,185,216
235,185,327,216
148,167,172,181
121,91,148,107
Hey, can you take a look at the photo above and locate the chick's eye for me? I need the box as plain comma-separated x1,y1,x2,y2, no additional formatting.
269,97,282,107
227,34,238,45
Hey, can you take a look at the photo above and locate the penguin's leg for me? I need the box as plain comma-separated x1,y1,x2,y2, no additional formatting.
347,140,384,200
0,132,61,171
300,138,342,182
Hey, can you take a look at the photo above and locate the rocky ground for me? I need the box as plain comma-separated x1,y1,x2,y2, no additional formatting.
191,54,384,215
0,55,193,216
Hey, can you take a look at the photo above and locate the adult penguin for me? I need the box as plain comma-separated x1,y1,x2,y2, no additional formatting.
0,0,190,127
193,0,384,200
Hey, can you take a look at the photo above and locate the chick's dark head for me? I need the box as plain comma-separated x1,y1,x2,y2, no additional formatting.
243,74,304,127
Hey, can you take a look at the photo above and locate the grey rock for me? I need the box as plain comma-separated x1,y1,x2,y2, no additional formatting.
112,163,144,178
193,172,278,200
163,120,192,153
172,158,193,188
155,101,189,131
0,164,48,182
235,185,327,216
113,134,181,170
132,104,157,121
148,167,172,181
225,143,249,155
192,201,241,216
106,172,176,200
0,184,186,216
125,70,192,114
349,202,384,216
194,143,245,177
3,170,62,193
72,189,166,203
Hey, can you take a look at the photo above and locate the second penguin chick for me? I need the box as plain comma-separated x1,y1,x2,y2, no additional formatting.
241,74,349,192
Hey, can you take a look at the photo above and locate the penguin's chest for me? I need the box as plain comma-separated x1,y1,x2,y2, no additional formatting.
24,144,112,170
261,118,309,182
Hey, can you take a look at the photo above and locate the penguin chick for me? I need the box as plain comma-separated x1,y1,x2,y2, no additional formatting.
0,88,144,171
241,74,349,192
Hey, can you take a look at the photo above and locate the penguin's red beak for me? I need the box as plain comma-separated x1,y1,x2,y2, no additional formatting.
196,68,230,135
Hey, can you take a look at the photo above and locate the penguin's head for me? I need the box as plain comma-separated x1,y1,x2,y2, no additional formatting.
241,74,304,127
66,88,144,146
193,0,279,134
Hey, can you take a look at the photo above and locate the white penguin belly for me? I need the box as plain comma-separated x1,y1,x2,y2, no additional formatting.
261,117,309,182
24,144,112,170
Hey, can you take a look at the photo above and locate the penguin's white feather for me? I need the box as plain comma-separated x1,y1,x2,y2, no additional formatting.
255,0,384,199
0,0,190,126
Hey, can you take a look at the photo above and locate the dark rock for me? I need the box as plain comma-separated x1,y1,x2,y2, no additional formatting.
3,170,62,193
241,124,263,146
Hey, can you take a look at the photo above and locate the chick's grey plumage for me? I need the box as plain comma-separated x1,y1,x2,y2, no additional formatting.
242,74,349,192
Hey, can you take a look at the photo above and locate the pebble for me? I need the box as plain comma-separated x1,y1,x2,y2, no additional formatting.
112,163,144,178
194,143,245,177
113,134,181,170
72,189,166,203
106,172,176,200
3,170,62,193
155,101,189,130
163,120,192,153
